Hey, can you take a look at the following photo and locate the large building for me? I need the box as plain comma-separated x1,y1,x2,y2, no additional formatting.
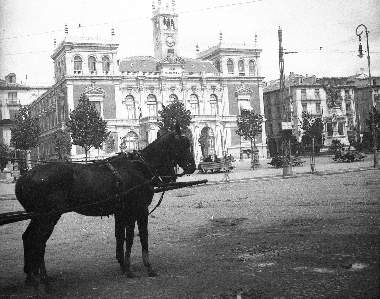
0,73,49,147
29,0,266,163
264,71,380,155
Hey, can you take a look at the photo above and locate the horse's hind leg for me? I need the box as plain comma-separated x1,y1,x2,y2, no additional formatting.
114,212,125,268
124,217,136,278
137,209,156,277
22,215,60,293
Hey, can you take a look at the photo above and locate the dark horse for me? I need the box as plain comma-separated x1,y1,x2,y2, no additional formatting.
15,126,196,291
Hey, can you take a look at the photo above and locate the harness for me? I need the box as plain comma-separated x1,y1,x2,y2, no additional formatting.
105,154,175,216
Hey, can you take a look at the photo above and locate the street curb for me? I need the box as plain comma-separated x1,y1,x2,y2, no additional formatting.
200,167,378,187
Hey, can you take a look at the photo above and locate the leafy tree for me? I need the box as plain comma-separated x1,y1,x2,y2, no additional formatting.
236,109,263,169
53,129,72,160
0,143,11,171
11,106,41,174
104,134,116,154
330,139,344,154
364,107,380,150
66,94,109,161
301,112,324,153
11,106,40,151
158,100,192,134
325,85,342,108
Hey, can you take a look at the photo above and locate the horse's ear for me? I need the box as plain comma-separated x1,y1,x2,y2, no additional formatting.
175,122,181,136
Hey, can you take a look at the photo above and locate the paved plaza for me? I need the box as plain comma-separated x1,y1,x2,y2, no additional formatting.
0,157,379,298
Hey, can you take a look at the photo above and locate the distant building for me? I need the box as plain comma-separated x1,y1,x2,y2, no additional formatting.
264,73,328,155
0,73,49,147
264,70,379,156
29,0,266,163
317,71,380,145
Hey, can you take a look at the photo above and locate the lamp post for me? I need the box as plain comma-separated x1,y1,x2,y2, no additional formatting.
356,24,378,168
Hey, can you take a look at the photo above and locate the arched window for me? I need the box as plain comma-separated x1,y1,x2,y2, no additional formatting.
238,60,245,75
88,56,96,73
169,94,178,104
215,60,221,73
147,94,157,117
227,59,234,74
249,60,256,75
102,56,110,74
123,95,135,119
189,94,199,115
209,94,218,116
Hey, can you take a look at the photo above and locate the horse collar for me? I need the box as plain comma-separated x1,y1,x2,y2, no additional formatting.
106,161,123,190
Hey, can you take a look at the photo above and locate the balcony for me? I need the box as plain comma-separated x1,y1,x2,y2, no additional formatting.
6,99,21,106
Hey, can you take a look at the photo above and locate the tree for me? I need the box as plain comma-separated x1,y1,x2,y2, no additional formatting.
301,112,324,153
325,85,342,108
236,109,263,169
0,143,11,171
52,129,72,160
66,94,109,161
158,100,193,150
158,100,192,134
11,106,41,174
363,107,380,150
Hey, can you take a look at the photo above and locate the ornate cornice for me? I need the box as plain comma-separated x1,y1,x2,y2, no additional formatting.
235,84,253,96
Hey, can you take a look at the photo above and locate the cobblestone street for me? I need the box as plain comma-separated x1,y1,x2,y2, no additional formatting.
0,165,379,298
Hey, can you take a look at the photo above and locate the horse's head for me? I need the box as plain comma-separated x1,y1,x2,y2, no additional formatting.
141,124,196,180
169,125,196,175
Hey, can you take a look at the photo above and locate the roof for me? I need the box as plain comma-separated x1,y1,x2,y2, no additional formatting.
119,56,158,73
119,56,219,74
183,58,218,74
264,73,320,93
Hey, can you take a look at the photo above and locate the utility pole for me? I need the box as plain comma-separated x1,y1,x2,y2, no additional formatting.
278,27,292,176
356,24,378,168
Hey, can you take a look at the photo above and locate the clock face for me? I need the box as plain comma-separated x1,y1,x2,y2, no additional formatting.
166,35,175,47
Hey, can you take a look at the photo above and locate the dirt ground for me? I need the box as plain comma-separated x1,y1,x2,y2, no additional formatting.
0,170,379,298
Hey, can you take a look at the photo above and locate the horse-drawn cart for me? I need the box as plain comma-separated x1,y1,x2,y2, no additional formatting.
0,179,208,226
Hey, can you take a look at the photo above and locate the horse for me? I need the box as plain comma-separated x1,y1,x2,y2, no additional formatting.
15,125,196,291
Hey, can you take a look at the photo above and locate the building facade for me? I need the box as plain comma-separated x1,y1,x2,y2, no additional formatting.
30,0,267,163
0,73,49,147
264,71,379,155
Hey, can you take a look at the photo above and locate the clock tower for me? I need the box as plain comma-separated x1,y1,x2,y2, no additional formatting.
152,0,179,59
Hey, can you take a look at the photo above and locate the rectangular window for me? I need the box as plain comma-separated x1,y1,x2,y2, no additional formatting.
316,103,321,114
9,109,18,120
8,92,17,99
302,103,307,112
301,89,306,100
338,122,344,135
327,123,333,136
344,89,349,98
346,102,351,112
314,88,320,99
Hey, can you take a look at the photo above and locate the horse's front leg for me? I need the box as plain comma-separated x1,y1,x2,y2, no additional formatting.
137,209,157,277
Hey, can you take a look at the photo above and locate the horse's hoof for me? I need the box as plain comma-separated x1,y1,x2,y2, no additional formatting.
43,282,53,294
25,275,38,287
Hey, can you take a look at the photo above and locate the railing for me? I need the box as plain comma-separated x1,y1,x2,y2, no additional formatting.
6,99,21,106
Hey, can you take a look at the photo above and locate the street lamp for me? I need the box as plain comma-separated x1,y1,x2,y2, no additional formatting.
356,24,378,168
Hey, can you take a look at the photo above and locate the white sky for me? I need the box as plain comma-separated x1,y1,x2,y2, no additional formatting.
0,0,379,86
